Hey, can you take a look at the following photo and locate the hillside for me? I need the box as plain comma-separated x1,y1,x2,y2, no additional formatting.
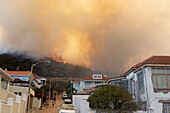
0,53,94,78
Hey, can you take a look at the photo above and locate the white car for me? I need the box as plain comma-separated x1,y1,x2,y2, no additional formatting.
58,99,76,113
62,94,68,100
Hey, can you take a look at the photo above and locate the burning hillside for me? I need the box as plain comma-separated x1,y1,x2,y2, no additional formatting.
48,54,67,64
0,53,95,78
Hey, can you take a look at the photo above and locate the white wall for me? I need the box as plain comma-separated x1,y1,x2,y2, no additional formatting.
126,66,170,113
73,95,90,103
73,96,90,113
145,67,170,113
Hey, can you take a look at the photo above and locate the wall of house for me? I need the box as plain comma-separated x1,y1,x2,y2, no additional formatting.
73,82,80,93
20,99,26,113
126,70,147,111
9,86,35,97
145,67,170,113
1,103,11,113
0,88,8,102
73,95,90,103
12,101,19,113
32,97,41,109
73,97,90,113
126,66,170,113
78,80,106,93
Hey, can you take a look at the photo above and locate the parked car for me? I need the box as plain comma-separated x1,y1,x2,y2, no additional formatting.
62,93,68,100
58,99,76,113
64,99,72,104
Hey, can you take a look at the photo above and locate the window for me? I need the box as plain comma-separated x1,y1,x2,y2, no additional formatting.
14,92,22,96
152,68,170,89
129,78,133,94
41,80,46,85
137,72,144,91
163,103,170,113
93,74,102,79
85,82,91,88
93,76,97,79
157,75,167,88
1,77,8,90
97,76,102,79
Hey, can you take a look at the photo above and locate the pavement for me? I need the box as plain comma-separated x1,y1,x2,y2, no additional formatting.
28,94,64,113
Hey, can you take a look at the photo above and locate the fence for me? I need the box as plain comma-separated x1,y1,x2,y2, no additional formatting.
0,94,27,113
32,97,41,109
74,97,90,113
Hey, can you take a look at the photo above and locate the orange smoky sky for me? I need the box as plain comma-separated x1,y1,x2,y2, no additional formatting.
0,0,170,75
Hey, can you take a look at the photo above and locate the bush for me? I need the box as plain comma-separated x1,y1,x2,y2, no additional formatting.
87,85,138,113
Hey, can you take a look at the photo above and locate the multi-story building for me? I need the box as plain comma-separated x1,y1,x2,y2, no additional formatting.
5,71,42,110
123,56,170,113
0,68,27,113
106,77,128,91
73,74,108,93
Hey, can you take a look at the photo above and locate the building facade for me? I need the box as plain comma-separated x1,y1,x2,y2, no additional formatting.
0,68,27,113
73,74,108,93
123,56,170,113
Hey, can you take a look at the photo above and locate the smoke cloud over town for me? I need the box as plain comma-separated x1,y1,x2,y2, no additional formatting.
0,0,170,74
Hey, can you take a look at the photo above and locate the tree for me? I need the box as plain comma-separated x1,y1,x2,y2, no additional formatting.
87,85,138,113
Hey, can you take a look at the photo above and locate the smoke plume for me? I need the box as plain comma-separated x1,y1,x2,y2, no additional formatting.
0,0,170,75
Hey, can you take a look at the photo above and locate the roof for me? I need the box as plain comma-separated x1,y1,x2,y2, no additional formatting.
73,79,81,83
0,68,14,81
76,87,96,95
134,56,170,68
73,74,108,83
82,74,108,81
5,71,42,79
123,56,170,76
76,84,107,95
106,77,126,83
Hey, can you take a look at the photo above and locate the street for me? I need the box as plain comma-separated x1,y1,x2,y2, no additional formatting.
35,94,63,113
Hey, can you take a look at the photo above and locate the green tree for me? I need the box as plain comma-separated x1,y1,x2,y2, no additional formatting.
87,85,138,113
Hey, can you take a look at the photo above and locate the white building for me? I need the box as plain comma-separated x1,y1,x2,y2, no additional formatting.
5,71,42,109
73,74,108,93
123,56,170,113
0,68,27,113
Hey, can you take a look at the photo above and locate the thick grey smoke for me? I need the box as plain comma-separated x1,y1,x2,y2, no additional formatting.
0,0,170,75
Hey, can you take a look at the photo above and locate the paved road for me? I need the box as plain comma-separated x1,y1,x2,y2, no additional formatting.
34,94,63,113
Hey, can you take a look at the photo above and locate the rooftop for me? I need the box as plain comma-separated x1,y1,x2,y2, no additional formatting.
134,56,170,68
123,56,170,76
75,84,107,95
6,71,42,79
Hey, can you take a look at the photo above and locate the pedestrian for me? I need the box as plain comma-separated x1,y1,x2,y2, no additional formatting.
52,99,55,106
54,97,56,101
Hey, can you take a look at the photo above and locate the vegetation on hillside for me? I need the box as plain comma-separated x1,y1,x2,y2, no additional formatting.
0,53,94,78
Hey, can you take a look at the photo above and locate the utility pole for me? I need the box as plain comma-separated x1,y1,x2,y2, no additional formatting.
71,80,73,101
49,79,51,102
26,60,50,113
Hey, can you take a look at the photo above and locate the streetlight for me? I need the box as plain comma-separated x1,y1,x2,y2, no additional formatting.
26,60,50,112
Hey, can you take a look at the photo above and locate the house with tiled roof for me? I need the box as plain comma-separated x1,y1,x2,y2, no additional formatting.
123,56,170,113
6,71,46,86
0,68,28,113
73,74,108,93
5,71,43,110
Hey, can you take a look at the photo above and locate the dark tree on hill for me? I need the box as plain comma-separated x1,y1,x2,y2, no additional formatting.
0,53,94,78
87,85,138,113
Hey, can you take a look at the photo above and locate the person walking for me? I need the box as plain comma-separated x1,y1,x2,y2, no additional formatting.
54,97,56,102
52,99,55,106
